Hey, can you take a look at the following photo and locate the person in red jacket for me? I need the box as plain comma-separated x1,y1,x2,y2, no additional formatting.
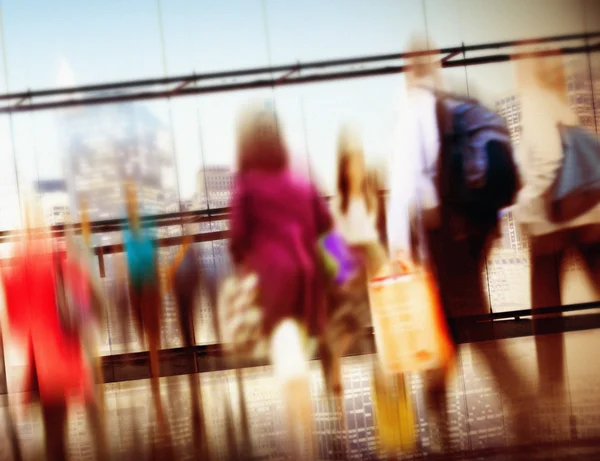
2,209,93,461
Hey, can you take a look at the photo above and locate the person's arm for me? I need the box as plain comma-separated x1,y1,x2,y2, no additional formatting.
514,94,565,219
166,242,189,293
313,186,334,237
387,91,419,264
229,178,250,265
86,259,107,326
0,270,8,341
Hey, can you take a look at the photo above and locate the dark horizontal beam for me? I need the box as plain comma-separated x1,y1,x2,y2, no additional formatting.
0,189,381,243
453,299,600,323
3,31,598,102
0,206,231,241
92,229,229,256
445,43,600,68
0,32,598,114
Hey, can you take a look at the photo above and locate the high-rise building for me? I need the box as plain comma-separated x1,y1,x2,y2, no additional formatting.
63,101,178,228
35,179,71,226
184,166,233,237
566,56,600,134
494,95,522,145
187,166,234,343
196,166,233,210
62,99,182,350
491,210,528,253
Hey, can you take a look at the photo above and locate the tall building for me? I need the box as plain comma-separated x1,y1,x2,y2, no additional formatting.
491,210,528,253
193,165,232,251
566,56,600,134
189,166,234,343
494,95,522,145
35,179,71,226
63,100,178,229
61,99,182,350
196,166,233,210
496,57,600,148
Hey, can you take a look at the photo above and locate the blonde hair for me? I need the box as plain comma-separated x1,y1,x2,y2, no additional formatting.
21,195,52,248
514,51,568,102
336,123,375,215
236,99,288,173
22,195,45,230
337,122,363,158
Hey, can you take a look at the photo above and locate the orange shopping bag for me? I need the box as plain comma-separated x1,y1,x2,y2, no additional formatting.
368,268,454,374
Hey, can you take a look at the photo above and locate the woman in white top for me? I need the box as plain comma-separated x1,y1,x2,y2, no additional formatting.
332,124,390,278
514,55,600,392
332,125,379,244
325,125,386,397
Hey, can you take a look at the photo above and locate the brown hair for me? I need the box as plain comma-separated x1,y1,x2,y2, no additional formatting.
236,100,289,174
336,126,375,215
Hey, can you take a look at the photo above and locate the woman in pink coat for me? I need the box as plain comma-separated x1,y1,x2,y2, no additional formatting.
229,100,333,340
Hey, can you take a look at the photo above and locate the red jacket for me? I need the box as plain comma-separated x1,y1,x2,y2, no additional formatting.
3,240,91,404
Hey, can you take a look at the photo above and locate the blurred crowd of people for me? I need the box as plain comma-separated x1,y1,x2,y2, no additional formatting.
1,34,599,461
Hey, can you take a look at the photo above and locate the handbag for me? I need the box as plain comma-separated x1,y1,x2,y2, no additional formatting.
217,271,268,359
368,269,453,374
547,123,600,223
318,230,357,286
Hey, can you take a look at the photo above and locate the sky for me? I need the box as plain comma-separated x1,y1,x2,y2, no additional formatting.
0,0,597,229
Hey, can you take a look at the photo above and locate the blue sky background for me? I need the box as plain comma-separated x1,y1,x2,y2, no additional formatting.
0,0,597,229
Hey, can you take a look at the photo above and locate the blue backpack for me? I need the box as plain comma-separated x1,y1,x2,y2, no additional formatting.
435,93,520,231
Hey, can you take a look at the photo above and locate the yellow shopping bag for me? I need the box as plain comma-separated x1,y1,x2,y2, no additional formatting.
368,268,454,375
372,366,416,456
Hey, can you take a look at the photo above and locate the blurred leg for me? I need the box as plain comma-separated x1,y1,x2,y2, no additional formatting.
529,233,565,392
86,398,109,461
41,401,68,461
201,251,225,342
271,320,315,461
128,286,145,349
425,367,450,452
577,224,600,298
187,372,209,460
143,285,167,435
175,292,209,459
423,223,496,452
82,331,109,460
471,340,534,443
176,294,195,349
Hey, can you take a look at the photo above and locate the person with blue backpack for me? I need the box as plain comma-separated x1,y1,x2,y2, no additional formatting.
387,34,533,451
